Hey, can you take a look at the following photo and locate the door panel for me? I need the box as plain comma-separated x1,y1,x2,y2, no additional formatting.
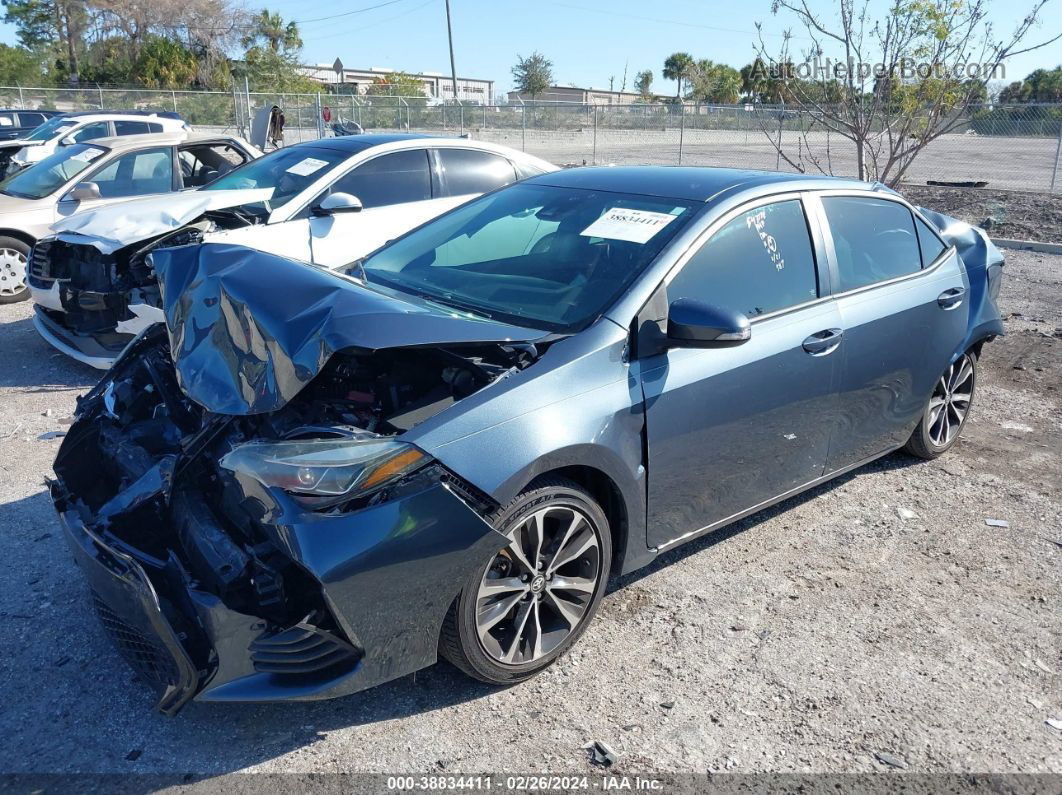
826,252,969,469
641,300,842,548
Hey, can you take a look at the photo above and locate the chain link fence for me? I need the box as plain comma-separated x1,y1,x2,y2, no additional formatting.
2,85,1060,192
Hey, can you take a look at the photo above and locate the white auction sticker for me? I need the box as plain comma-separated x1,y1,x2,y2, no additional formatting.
285,157,329,177
70,147,104,162
581,207,678,244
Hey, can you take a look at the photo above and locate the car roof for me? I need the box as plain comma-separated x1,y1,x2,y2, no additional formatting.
525,166,873,202
80,131,241,150
59,110,183,120
300,132,452,154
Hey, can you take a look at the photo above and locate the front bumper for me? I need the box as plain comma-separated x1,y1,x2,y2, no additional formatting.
54,475,505,712
33,307,123,370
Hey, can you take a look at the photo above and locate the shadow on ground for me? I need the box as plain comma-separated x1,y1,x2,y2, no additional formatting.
0,315,100,391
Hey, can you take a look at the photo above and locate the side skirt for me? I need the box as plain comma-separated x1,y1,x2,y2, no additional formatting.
652,446,902,554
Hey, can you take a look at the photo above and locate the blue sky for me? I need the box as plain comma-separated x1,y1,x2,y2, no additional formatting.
2,0,1060,94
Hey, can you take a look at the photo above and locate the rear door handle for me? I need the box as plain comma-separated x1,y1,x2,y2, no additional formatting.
802,328,843,355
937,287,966,309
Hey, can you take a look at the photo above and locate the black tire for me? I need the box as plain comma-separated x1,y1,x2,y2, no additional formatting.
0,235,31,304
440,476,612,685
904,351,977,460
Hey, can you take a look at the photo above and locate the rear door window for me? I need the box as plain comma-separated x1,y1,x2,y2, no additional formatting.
327,149,432,208
19,112,46,127
114,120,152,135
436,148,518,196
669,199,819,318
821,197,921,291
178,142,251,188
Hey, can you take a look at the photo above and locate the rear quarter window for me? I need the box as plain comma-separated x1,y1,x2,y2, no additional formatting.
915,215,947,266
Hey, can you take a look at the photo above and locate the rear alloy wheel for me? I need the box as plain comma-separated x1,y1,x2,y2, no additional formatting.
904,352,977,459
0,237,30,304
440,477,611,685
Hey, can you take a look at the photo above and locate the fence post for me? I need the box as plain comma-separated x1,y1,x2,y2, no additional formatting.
460,103,464,135
592,105,598,164
16,83,23,109
1051,120,1062,193
776,109,784,171
316,92,323,139
521,103,526,151
171,90,177,113
98,85,104,109
678,103,685,165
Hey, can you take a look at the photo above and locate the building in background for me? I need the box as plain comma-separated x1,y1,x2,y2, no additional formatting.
300,65,493,104
506,86,645,105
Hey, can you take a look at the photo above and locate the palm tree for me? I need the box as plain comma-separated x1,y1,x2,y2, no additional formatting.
242,9,302,54
663,52,695,101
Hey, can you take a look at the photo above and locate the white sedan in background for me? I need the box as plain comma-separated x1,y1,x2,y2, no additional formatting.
29,134,556,367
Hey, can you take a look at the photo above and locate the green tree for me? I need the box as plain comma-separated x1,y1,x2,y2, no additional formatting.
242,9,302,54
511,51,553,99
662,52,694,100
634,69,653,100
366,71,426,101
135,36,197,89
0,41,43,83
689,59,741,103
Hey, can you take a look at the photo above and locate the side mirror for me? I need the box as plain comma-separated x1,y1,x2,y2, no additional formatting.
666,298,750,347
64,181,102,202
59,134,76,146
312,192,362,216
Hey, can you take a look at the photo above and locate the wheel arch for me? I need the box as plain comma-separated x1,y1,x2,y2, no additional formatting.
529,464,630,576
0,228,37,248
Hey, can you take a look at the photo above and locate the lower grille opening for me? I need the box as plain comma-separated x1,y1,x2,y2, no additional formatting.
91,592,180,691
250,621,361,677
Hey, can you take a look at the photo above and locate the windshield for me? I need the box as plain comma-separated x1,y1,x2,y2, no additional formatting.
353,183,699,333
0,143,109,199
203,145,348,206
24,115,76,142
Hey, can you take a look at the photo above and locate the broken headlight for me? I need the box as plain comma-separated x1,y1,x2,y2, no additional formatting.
219,438,431,506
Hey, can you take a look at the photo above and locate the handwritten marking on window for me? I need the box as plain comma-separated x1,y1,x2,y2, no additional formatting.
746,210,785,271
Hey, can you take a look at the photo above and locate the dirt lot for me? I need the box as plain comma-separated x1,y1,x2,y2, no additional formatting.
0,250,1059,783
901,186,1062,244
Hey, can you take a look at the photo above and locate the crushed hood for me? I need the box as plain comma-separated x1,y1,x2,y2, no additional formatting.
50,188,276,254
151,243,548,416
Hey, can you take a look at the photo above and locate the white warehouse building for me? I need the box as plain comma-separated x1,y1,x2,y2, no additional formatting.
299,64,494,104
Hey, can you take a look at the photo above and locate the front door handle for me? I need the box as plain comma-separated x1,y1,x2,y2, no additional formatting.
802,328,843,355
937,286,966,310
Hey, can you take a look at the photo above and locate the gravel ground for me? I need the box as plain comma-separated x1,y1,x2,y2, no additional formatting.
0,250,1059,780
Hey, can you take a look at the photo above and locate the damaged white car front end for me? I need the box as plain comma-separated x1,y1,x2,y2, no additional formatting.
29,188,275,368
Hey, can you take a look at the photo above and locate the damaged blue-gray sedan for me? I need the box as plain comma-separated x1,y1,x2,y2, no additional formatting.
49,167,1004,713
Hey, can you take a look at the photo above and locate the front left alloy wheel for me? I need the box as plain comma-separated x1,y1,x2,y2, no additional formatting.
440,477,611,685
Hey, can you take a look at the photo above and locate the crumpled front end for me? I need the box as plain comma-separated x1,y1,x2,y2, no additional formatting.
29,236,176,368
51,327,510,712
